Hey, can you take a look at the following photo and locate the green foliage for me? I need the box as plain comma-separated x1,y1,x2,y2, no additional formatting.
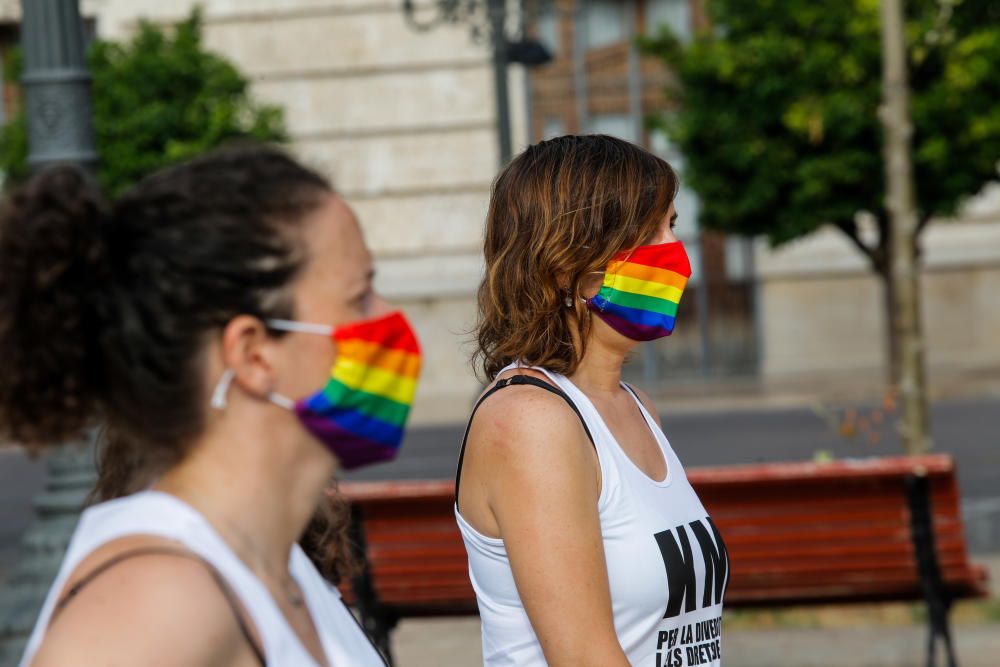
0,112,29,186
0,9,286,195
643,0,1000,248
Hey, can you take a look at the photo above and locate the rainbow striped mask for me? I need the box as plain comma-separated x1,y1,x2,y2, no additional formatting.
586,241,691,341
266,311,421,469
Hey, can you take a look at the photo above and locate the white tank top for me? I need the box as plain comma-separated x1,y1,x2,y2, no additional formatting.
19,490,386,667
455,364,728,666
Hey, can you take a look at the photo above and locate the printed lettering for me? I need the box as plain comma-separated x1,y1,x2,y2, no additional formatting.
655,525,699,618
690,517,730,607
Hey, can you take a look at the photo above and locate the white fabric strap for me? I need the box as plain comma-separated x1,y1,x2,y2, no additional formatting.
268,392,296,411
266,319,334,336
210,369,235,410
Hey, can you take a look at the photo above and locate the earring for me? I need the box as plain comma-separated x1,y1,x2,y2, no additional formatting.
210,369,235,410
564,289,573,308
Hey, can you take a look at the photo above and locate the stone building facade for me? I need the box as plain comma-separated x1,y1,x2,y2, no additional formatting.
3,0,997,422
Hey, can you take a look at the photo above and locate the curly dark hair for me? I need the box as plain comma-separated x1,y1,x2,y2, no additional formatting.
0,143,355,581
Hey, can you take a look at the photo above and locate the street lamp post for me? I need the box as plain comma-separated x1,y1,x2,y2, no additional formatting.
487,0,513,163
0,1,99,663
401,0,552,166
22,0,98,170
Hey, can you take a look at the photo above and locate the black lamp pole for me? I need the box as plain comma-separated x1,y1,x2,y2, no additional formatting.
487,0,513,164
22,0,98,170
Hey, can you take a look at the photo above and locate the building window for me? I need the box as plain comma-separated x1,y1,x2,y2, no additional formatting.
543,116,565,139
649,120,681,158
671,181,700,242
536,8,560,57
587,113,635,142
584,0,625,51
645,0,692,42
651,127,700,241
725,237,754,281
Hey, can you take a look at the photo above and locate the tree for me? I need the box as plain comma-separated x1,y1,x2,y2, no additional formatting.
0,9,286,195
643,0,1000,451
879,0,931,453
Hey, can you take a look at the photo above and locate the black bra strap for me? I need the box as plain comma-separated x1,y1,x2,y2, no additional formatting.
52,545,266,666
455,374,596,510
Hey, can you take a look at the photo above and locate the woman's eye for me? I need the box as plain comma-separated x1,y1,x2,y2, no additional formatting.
354,290,373,313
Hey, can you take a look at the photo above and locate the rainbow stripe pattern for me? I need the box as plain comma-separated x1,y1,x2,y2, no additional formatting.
586,241,692,341
295,311,421,469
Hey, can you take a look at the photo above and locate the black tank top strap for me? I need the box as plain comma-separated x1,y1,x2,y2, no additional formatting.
455,373,596,509
51,545,267,666
621,382,641,402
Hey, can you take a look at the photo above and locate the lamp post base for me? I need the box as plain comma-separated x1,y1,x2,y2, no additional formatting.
0,437,97,665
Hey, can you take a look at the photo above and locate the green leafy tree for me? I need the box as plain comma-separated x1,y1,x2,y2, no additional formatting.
0,9,285,195
643,0,1000,385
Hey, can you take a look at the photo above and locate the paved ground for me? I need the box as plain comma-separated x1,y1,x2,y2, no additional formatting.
390,617,1000,667
389,559,1000,667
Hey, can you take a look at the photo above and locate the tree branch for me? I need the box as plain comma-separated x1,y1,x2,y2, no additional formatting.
916,213,933,236
833,219,877,266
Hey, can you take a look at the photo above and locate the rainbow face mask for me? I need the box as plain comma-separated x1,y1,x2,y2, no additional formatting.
264,311,421,469
586,241,691,341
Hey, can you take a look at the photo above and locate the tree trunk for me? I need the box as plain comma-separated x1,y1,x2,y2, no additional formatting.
871,216,902,388
877,245,902,390
878,0,932,454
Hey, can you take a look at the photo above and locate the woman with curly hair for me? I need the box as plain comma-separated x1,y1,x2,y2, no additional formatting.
3,145,421,667
456,135,728,666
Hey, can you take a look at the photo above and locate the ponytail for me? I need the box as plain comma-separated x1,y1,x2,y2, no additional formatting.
0,166,109,450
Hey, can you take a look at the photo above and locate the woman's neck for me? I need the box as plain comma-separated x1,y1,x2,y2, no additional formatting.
155,419,335,578
570,328,632,397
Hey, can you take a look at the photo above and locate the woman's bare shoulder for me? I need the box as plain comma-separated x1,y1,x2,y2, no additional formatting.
29,535,250,667
470,369,588,452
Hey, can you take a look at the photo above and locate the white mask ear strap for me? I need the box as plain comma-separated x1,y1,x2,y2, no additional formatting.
211,368,297,412
268,392,296,411
266,319,335,336
210,369,236,410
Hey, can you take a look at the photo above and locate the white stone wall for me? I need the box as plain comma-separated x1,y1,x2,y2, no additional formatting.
755,216,1000,382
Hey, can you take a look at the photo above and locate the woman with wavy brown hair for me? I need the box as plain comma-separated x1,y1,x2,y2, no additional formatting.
455,135,729,666
2,145,421,667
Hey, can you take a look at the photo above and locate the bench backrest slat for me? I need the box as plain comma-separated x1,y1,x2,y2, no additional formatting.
339,454,987,612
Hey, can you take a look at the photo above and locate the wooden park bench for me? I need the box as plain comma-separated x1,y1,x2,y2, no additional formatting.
339,454,988,666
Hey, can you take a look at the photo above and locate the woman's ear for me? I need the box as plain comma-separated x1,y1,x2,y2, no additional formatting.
219,315,280,400
580,271,605,300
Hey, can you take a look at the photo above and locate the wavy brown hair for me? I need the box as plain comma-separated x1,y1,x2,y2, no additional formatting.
475,134,678,380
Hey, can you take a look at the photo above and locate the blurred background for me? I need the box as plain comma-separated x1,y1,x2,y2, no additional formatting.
0,0,998,665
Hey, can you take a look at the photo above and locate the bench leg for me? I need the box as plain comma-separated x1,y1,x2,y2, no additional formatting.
924,595,958,667
348,504,398,666
905,474,960,667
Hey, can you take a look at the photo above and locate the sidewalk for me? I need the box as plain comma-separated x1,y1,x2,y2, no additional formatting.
391,615,1000,667
390,556,1000,667
410,363,1000,427
644,364,1000,417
